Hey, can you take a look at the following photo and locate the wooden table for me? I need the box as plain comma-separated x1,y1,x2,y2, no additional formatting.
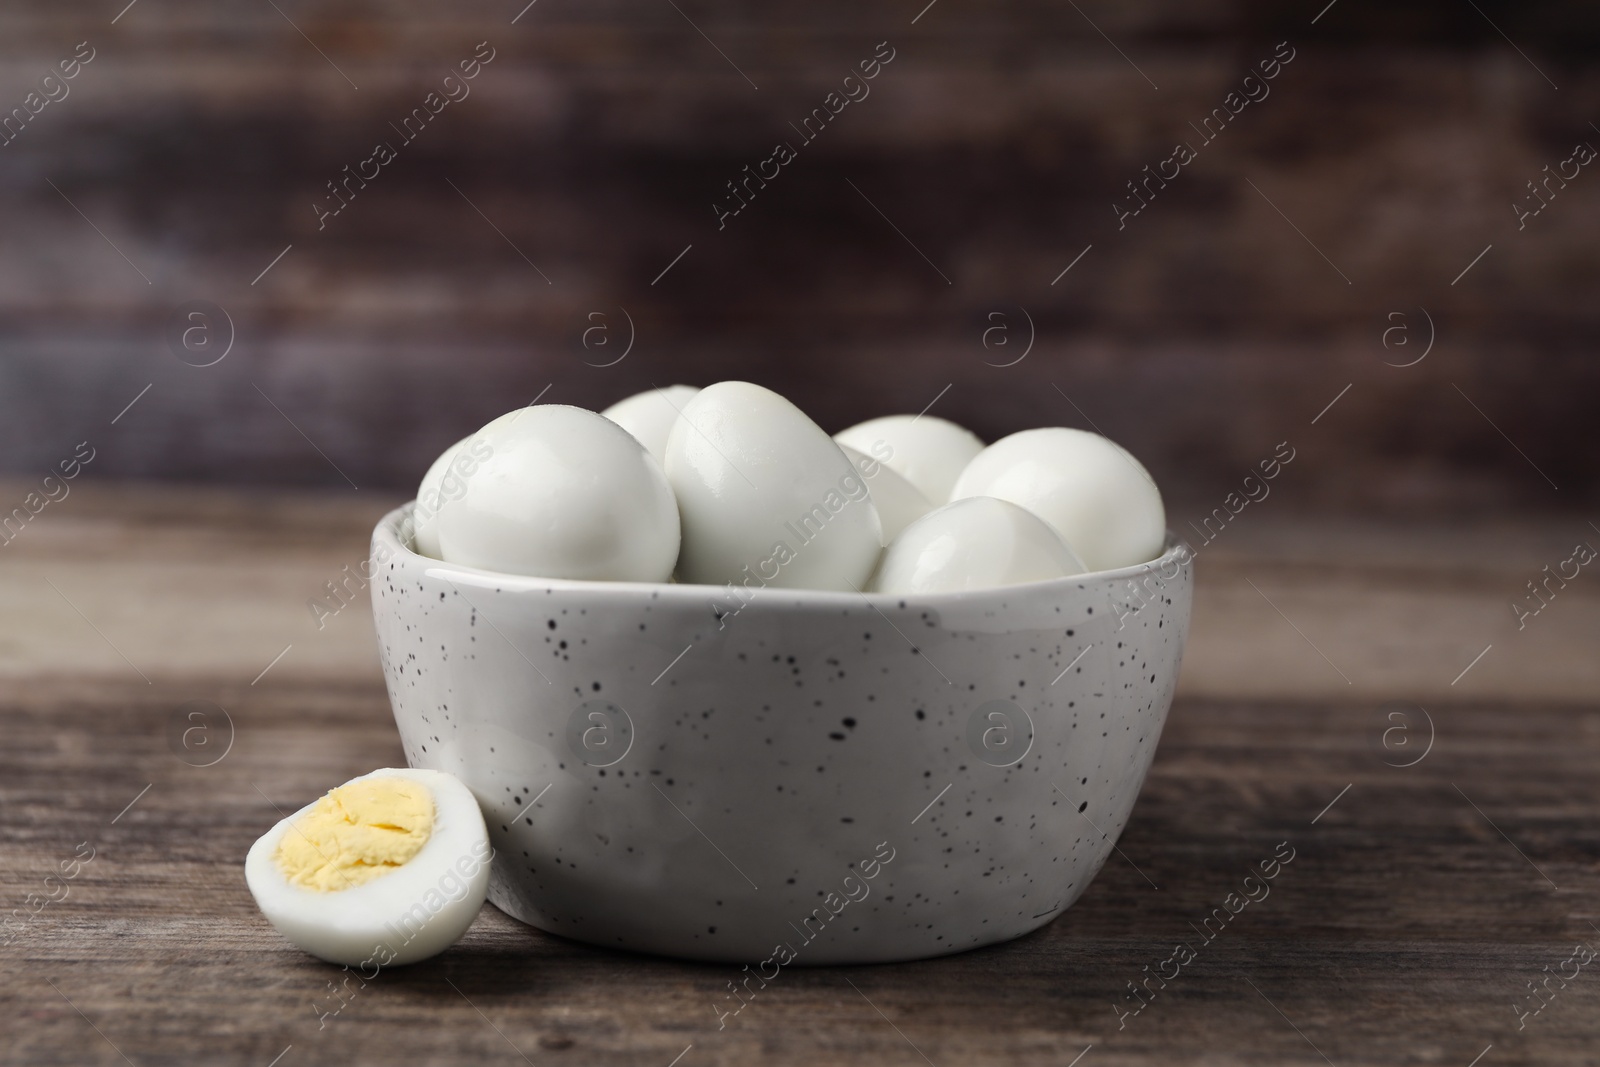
3,482,1596,1065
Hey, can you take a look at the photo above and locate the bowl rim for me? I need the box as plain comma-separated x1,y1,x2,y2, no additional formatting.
375,503,1191,607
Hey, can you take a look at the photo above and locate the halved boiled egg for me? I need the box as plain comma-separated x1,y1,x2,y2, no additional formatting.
245,768,492,967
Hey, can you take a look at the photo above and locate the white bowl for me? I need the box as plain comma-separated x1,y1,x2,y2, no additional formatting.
371,504,1191,964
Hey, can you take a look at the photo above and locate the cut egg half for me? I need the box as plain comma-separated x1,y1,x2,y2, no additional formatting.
245,768,492,968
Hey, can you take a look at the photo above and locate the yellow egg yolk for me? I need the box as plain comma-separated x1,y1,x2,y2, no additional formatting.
274,777,434,892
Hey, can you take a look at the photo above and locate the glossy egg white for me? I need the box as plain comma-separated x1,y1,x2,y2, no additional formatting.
433,404,680,582
412,434,494,560
868,496,1085,595
666,381,883,590
601,385,700,466
950,427,1165,571
413,408,535,561
834,414,984,504
839,444,932,544
244,768,492,968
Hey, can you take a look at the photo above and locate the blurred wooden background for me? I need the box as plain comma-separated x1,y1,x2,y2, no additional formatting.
0,0,1596,512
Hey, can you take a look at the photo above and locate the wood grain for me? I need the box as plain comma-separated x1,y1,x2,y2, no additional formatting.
1,485,1597,1064
4,480,1595,702
4,689,1597,1065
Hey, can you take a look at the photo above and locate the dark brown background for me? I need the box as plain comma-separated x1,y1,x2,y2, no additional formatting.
4,7,1600,1063
1,0,1596,515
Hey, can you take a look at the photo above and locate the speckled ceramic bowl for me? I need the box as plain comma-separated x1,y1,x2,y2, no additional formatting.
371,504,1191,965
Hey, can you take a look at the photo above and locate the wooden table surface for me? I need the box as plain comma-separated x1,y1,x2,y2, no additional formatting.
2,482,1597,1066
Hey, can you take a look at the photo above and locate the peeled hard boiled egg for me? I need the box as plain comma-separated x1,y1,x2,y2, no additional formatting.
839,444,932,544
835,414,984,504
412,434,493,560
433,404,680,582
601,385,700,466
950,427,1165,571
245,768,492,967
868,496,1085,595
666,381,883,590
